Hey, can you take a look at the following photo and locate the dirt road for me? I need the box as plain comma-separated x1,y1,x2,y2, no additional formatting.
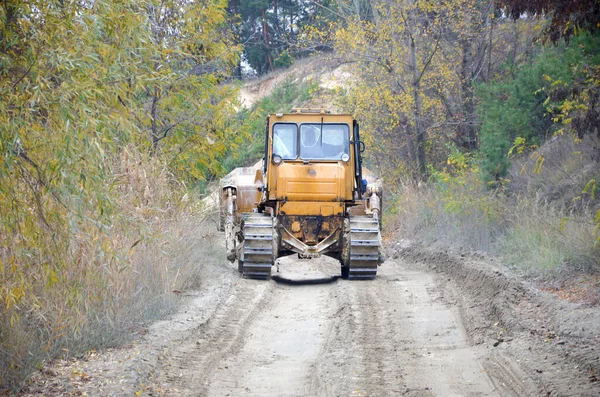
156,255,506,397
21,228,599,397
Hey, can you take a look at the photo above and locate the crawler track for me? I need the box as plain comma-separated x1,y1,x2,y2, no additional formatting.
347,215,381,279
239,213,274,279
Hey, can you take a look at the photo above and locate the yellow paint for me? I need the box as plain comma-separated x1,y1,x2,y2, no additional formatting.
278,201,345,216
320,206,334,216
266,112,357,217
275,163,346,201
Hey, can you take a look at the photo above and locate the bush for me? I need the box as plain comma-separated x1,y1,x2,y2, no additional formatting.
477,32,600,186
394,148,505,252
497,198,599,275
392,147,599,277
274,50,294,69
0,149,215,390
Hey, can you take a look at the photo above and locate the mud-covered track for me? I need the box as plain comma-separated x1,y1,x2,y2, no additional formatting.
240,213,274,279
347,215,381,279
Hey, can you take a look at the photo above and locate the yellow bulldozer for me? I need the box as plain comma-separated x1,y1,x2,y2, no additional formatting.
219,109,383,279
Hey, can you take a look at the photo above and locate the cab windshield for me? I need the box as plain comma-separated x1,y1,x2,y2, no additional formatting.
272,123,350,160
300,124,349,160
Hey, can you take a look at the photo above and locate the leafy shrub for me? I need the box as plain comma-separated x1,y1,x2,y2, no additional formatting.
274,50,294,69
477,32,600,186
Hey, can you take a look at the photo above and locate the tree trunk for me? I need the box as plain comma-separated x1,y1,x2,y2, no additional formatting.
150,89,159,154
409,35,427,176
487,9,494,81
262,8,273,72
393,83,416,173
402,122,417,175
274,0,279,34
460,37,477,150
510,20,519,78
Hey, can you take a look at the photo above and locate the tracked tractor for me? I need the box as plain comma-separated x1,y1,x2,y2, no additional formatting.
219,109,383,279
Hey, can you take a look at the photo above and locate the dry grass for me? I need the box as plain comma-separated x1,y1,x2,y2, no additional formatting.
508,134,600,213
392,163,599,278
391,178,506,253
500,134,600,275
497,197,599,275
0,148,218,391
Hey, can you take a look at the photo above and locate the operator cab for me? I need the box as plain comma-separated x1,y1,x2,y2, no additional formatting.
272,123,351,163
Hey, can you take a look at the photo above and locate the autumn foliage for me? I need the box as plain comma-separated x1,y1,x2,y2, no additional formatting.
0,0,243,389
309,1,599,267
1,0,599,391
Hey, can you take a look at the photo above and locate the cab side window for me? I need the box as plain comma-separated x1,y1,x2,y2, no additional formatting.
273,123,297,159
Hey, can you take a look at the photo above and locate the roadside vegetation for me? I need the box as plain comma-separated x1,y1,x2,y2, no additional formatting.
313,1,600,279
0,0,321,387
0,0,244,390
383,29,600,277
1,0,599,392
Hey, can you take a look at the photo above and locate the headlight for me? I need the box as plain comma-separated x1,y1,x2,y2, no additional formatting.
341,153,350,162
272,155,282,164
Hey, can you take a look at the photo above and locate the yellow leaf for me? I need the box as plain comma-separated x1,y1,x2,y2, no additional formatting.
582,179,596,198
559,217,567,232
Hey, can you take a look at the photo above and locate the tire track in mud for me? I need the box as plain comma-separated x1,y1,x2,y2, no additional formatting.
311,260,501,397
203,257,341,397
206,283,334,397
157,257,342,397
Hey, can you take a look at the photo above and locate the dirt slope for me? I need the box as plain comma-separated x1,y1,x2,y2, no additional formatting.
239,56,354,109
395,243,600,397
